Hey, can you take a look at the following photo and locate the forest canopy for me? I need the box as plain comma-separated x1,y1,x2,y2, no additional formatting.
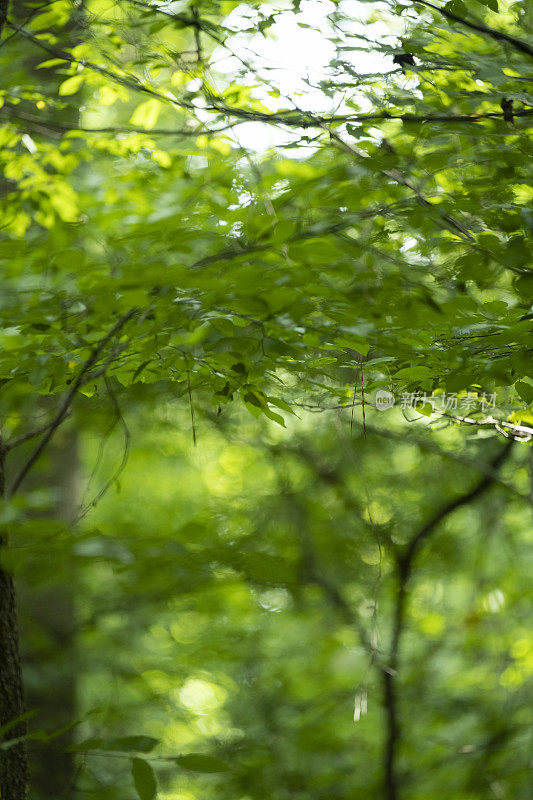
0,1,532,799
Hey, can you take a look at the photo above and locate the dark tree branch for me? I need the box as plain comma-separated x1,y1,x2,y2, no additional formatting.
273,473,382,664
191,202,406,269
0,103,239,137
6,91,531,140
198,104,533,128
0,11,28,789
6,413,72,451
7,103,532,135
382,438,515,800
8,309,138,497
0,433,28,800
1,312,137,796
0,0,8,35
415,0,533,59
121,0,204,30
191,5,202,65
308,570,377,659
399,438,514,575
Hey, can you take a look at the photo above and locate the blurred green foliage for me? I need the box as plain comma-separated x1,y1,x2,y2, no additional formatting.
1,1,532,798
11,402,532,799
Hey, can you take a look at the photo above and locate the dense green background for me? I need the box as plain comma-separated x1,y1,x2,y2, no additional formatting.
0,0,532,798
14,406,533,799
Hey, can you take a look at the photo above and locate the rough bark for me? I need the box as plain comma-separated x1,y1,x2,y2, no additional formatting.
0,437,28,800
20,432,79,799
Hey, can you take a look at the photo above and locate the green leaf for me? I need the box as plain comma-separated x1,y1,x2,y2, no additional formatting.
244,401,263,418
69,735,159,753
445,0,467,15
239,553,295,585
516,274,533,301
264,409,286,427
108,736,159,753
515,381,533,404
474,0,498,11
394,366,432,381
267,396,298,416
272,220,295,243
129,99,162,130
243,390,268,409
58,75,85,96
308,356,338,368
37,59,69,69
175,753,231,773
131,757,157,800
29,8,69,30
68,737,104,752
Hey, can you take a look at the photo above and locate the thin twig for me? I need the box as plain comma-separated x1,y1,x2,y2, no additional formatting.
350,371,358,437
360,356,366,439
75,377,131,521
9,309,138,497
6,412,72,451
184,356,197,447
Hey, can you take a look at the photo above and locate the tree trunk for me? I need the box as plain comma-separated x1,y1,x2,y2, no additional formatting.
0,440,28,799
0,6,25,795
0,2,85,793
19,432,80,799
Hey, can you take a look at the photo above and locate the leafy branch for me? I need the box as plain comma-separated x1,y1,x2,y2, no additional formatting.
6,102,532,137
415,0,533,59
8,309,138,496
